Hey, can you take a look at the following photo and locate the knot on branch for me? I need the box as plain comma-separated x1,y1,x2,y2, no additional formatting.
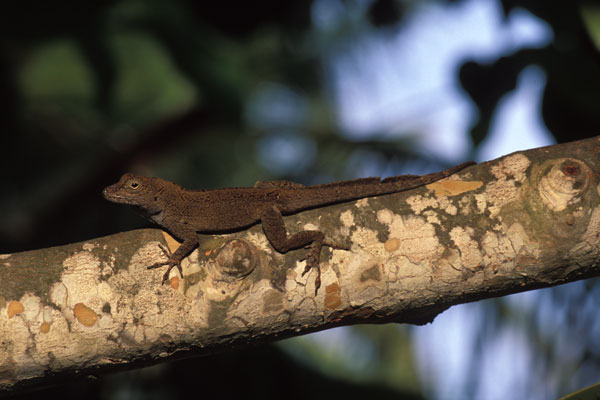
212,239,258,281
538,159,590,212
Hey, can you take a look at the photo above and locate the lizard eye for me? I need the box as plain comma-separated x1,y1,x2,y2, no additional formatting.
129,181,140,190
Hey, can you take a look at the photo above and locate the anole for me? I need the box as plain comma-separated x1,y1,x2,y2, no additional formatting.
103,161,475,293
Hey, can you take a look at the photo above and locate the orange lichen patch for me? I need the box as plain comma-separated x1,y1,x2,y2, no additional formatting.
427,179,483,196
7,301,24,318
161,232,181,253
204,250,213,256
40,322,51,333
384,238,400,252
169,276,180,290
324,283,342,309
73,303,98,327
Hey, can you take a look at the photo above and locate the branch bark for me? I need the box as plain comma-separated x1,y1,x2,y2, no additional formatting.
3,137,600,393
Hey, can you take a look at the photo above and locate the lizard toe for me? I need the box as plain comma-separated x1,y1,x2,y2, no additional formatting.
161,268,173,284
160,262,181,284
147,261,169,270
323,241,350,251
314,271,321,296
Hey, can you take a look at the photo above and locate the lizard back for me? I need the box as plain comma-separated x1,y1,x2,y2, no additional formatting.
274,161,475,213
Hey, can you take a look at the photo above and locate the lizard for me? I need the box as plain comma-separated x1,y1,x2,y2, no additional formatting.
102,161,475,293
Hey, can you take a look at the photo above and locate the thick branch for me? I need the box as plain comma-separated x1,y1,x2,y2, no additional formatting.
3,137,600,393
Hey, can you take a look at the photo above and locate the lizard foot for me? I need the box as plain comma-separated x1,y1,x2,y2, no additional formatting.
300,241,323,296
300,240,349,295
147,243,184,284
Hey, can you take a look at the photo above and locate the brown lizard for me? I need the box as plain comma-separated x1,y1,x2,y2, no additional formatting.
103,161,475,293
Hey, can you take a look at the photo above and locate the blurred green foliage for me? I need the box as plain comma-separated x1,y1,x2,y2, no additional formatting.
1,0,599,399
283,325,420,392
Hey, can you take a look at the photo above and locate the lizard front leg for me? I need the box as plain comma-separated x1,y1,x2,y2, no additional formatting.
261,205,347,295
147,235,198,284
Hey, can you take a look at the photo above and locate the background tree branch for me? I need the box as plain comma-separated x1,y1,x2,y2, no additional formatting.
2,137,600,393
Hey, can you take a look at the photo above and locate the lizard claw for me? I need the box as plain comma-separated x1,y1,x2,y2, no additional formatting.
323,241,350,251
300,243,322,296
147,260,183,284
299,240,349,295
301,262,321,296
147,243,183,284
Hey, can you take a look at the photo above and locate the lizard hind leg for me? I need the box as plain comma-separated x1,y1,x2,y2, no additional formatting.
261,206,346,295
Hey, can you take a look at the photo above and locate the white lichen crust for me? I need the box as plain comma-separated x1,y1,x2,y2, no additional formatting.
3,138,600,392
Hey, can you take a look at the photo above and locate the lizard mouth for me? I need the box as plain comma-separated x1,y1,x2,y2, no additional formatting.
102,188,137,204
102,188,120,201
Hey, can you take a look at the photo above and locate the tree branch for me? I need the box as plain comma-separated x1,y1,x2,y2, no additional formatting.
3,137,600,393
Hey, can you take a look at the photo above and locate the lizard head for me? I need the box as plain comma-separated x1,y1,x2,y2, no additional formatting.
103,173,166,215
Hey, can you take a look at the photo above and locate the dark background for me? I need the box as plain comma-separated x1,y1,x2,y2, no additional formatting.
2,0,599,398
